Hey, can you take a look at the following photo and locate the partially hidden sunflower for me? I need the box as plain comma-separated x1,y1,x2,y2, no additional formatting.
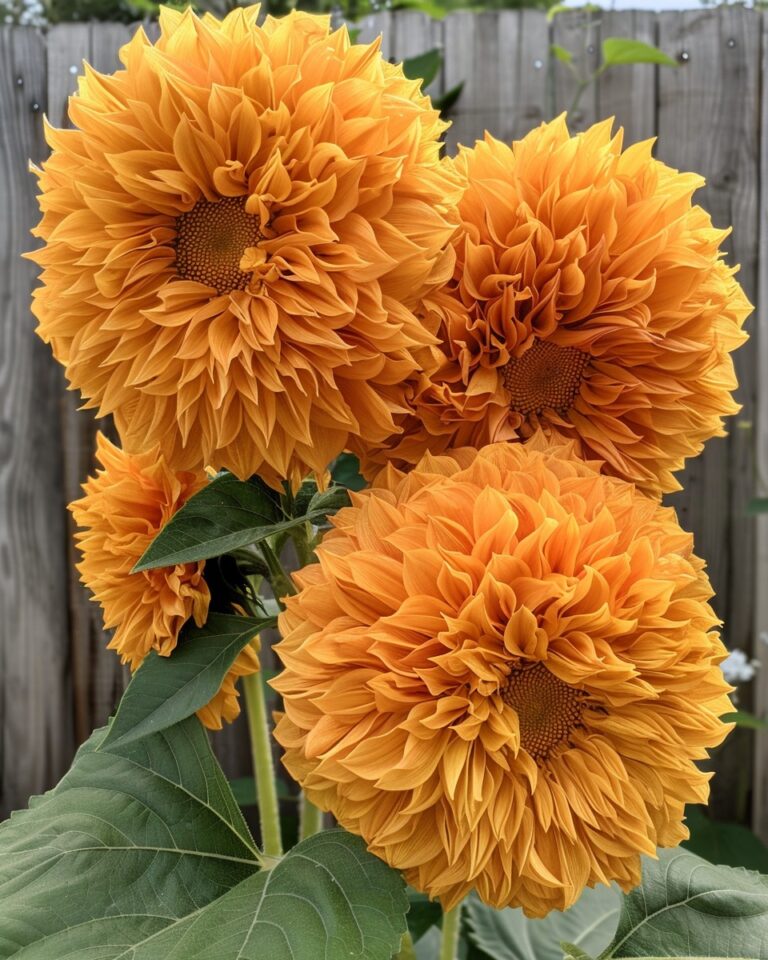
70,432,258,730
353,118,751,497
272,441,733,915
30,6,459,489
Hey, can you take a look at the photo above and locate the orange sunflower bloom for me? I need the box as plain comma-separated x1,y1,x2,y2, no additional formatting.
70,432,258,729
273,441,732,915
30,6,458,489
354,118,750,496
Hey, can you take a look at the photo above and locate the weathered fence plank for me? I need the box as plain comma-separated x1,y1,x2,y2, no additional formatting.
753,11,768,845
0,27,73,817
443,11,520,153
390,10,444,100
46,24,128,748
552,10,601,129
597,10,658,145
657,6,761,823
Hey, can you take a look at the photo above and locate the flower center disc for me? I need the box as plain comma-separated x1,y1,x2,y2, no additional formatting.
175,196,263,294
502,338,589,416
500,661,585,761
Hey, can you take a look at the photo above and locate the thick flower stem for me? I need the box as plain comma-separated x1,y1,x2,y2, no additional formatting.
299,793,325,840
439,903,462,960
243,669,283,858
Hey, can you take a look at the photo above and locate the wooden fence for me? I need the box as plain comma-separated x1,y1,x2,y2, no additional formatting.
2,5,768,837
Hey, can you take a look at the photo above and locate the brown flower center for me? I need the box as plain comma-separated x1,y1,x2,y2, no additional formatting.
175,196,264,294
500,661,585,761
502,338,589,416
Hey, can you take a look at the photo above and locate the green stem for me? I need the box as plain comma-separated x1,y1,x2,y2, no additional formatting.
243,670,283,858
395,931,417,960
292,520,316,567
299,792,325,840
260,539,296,608
439,903,462,960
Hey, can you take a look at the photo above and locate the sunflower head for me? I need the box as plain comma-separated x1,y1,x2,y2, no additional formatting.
355,117,751,496
31,6,459,488
273,441,733,915
70,432,256,729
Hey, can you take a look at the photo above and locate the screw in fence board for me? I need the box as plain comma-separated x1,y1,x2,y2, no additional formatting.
551,8,601,130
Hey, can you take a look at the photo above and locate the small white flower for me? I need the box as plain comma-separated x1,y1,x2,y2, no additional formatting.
721,648,758,684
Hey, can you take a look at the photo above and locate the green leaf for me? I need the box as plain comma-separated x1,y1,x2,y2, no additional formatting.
101,613,273,750
229,776,298,808
600,848,768,959
551,43,573,64
434,80,464,114
723,709,768,730
331,451,367,491
308,483,351,519
406,887,443,943
547,3,569,21
747,497,768,514
402,47,442,87
134,471,280,570
126,829,408,959
683,806,768,872
562,945,597,960
601,37,678,69
0,718,259,959
466,884,620,960
134,472,347,571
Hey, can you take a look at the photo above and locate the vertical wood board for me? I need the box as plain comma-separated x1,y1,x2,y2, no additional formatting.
657,6,761,822
0,26,73,817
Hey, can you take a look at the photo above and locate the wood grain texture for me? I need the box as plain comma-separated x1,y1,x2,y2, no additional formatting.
443,11,520,154
597,10,658,145
551,9,601,129
0,27,73,817
390,10,444,100
657,7,761,822
354,10,392,60
46,24,128,748
753,11,768,844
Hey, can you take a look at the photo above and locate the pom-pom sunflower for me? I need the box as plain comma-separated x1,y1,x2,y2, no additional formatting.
354,118,750,496
273,441,733,915
30,6,458,489
70,433,258,729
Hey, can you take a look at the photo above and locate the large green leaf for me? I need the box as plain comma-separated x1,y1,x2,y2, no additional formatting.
466,884,620,960
600,849,768,959
0,723,408,960
0,718,259,959
684,806,768,872
101,613,275,750
134,472,349,571
134,472,281,570
402,48,442,87
601,37,678,68
125,829,408,959
331,452,367,492
406,888,443,944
